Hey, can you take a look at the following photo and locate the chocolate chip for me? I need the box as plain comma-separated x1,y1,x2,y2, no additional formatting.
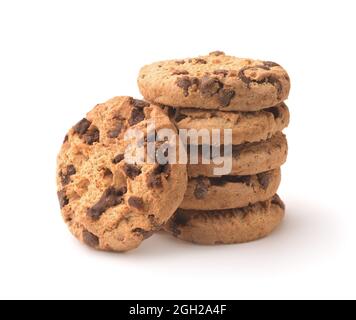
176,76,200,97
271,195,285,210
57,190,69,209
128,107,145,126
87,187,127,220
257,172,271,190
188,58,207,64
82,230,99,248
147,164,171,189
265,106,282,119
154,163,171,177
63,135,69,143
103,168,113,178
83,127,100,145
209,51,225,56
213,69,229,77
195,58,207,64
209,175,252,187
175,60,186,65
267,76,283,97
73,118,91,135
60,165,76,186
132,228,154,240
172,70,189,76
147,174,162,189
107,121,124,138
238,65,283,98
170,211,190,236
200,76,223,97
123,163,142,179
218,88,236,107
128,196,144,210
194,177,210,199
131,98,149,109
238,66,267,85
263,61,280,68
112,153,125,164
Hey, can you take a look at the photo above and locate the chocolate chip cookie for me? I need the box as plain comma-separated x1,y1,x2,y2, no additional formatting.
57,96,187,252
138,52,290,112
165,103,289,145
180,168,281,210
188,133,288,177
165,195,285,245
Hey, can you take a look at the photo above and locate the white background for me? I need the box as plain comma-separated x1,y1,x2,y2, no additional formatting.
0,0,355,300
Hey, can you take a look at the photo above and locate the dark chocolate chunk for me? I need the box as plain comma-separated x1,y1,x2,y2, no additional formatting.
189,58,207,64
209,51,225,56
123,163,142,179
266,76,283,97
147,174,162,189
195,58,207,64
218,88,236,107
83,127,100,145
238,65,283,98
200,76,223,97
103,168,113,178
176,76,200,97
82,230,99,248
172,70,189,76
128,196,144,210
87,186,127,220
257,172,271,190
213,69,229,77
263,61,280,68
147,164,171,189
128,107,145,126
60,165,76,186
209,175,252,187
63,135,69,144
131,98,149,109
112,153,125,164
170,211,190,236
154,163,171,177
73,118,91,135
57,190,69,209
132,228,154,240
194,177,210,199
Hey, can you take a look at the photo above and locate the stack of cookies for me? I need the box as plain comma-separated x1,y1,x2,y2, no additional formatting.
56,51,290,252
138,51,290,245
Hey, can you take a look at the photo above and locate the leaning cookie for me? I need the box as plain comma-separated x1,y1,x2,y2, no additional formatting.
138,51,290,112
165,195,285,245
187,133,288,177
56,96,187,252
165,103,290,145
180,168,281,210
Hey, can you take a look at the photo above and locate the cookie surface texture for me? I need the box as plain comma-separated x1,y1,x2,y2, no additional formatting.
165,195,285,245
180,168,281,210
165,103,289,145
187,133,288,177
138,52,290,112
57,96,187,252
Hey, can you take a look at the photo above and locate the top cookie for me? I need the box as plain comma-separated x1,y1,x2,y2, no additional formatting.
57,96,187,252
138,51,290,112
